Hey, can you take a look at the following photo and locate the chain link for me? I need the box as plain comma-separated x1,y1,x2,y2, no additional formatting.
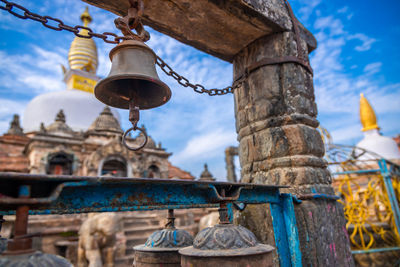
0,0,241,95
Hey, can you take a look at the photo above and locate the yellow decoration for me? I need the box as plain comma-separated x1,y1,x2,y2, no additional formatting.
335,169,400,250
66,74,97,93
360,93,379,132
68,7,98,74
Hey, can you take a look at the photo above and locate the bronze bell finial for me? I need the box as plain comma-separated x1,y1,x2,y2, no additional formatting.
94,0,171,151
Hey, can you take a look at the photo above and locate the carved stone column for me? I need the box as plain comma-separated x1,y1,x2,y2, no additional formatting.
233,32,354,266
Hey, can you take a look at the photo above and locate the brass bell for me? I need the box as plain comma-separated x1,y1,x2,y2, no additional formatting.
94,39,171,110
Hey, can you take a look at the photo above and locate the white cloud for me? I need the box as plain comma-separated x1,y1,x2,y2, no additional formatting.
298,0,321,21
348,33,376,52
337,6,349,14
347,13,354,20
336,6,353,20
363,62,382,75
330,124,362,144
0,47,66,94
314,16,345,36
171,128,237,164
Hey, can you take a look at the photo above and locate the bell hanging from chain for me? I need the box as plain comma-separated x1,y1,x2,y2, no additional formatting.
94,39,171,110
94,0,171,151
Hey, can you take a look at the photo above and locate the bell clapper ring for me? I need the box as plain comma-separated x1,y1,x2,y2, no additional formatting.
122,100,148,151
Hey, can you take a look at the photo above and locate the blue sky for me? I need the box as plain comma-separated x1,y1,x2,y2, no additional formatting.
0,0,399,180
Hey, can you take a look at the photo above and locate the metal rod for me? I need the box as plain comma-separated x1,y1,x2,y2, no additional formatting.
165,209,175,229
351,246,400,254
332,169,381,175
217,188,230,224
5,185,32,253
13,205,29,239
379,159,400,238
295,193,340,202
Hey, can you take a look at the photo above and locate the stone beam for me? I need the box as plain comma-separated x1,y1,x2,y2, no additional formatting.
82,0,316,62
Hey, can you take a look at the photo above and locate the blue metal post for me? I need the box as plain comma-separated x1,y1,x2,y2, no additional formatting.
227,203,234,223
282,194,302,267
379,159,400,238
270,194,302,267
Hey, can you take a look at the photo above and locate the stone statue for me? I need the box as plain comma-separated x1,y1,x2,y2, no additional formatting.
77,213,121,267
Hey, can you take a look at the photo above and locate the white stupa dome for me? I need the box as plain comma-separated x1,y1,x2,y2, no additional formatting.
356,129,400,160
355,94,400,161
23,89,120,132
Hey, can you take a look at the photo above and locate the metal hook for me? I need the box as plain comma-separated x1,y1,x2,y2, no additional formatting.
122,101,148,151
122,125,148,151
114,0,149,42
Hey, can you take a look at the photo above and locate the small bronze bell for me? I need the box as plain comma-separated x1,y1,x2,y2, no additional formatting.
94,39,171,110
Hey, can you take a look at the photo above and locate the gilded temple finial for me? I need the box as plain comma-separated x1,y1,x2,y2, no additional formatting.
80,6,92,27
360,93,379,132
67,7,98,74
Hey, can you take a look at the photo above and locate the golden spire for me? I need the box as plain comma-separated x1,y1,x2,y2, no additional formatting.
80,6,92,27
360,93,379,132
68,7,98,74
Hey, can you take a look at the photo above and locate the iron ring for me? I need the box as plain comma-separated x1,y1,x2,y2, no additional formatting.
122,126,148,151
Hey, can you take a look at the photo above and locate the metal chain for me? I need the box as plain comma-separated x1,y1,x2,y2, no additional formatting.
155,56,243,96
0,0,125,44
0,0,244,95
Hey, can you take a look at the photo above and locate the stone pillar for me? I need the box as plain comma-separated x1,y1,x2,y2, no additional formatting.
233,32,354,266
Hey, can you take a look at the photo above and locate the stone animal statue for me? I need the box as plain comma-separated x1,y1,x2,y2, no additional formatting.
198,211,219,231
77,213,121,267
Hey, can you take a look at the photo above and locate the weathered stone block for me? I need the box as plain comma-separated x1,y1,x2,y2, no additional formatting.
247,66,281,101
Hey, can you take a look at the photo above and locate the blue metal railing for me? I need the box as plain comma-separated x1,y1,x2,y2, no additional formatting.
0,172,302,267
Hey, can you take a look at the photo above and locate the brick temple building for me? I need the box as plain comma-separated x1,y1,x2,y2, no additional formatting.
0,110,193,180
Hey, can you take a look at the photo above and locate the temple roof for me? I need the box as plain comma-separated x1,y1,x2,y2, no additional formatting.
199,163,215,181
168,162,194,180
88,106,123,134
46,110,75,137
6,114,24,136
